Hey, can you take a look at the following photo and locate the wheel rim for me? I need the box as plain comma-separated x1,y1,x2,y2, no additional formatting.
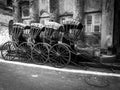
18,42,32,62
1,41,18,60
43,43,51,50
32,43,49,64
49,44,71,68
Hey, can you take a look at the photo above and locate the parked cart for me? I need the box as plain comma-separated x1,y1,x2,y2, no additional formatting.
48,19,84,68
1,19,98,68
1,23,26,61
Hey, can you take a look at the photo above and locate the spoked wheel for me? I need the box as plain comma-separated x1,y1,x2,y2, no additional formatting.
31,43,49,65
1,41,18,60
49,44,71,68
17,42,32,63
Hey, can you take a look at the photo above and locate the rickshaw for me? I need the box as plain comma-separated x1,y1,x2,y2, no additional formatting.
1,20,98,68
47,19,85,68
1,23,26,61
31,22,64,65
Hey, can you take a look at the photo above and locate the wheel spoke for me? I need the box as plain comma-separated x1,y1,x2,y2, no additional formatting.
57,57,62,65
56,46,60,53
60,48,68,55
61,56,69,62
61,55,69,59
59,57,66,64
41,55,46,62
50,55,58,61
41,53,47,60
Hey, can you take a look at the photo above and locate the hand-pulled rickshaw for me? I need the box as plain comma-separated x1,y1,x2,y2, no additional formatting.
1,19,100,68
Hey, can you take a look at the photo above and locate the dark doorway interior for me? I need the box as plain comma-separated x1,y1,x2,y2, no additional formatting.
113,0,120,55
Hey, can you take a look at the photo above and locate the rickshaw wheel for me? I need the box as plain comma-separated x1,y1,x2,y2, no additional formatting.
49,44,71,68
31,43,49,65
17,42,32,63
1,41,18,61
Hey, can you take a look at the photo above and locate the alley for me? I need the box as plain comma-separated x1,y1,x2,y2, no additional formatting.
0,0,119,90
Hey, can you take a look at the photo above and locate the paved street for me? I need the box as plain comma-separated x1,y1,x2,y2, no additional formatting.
0,59,120,90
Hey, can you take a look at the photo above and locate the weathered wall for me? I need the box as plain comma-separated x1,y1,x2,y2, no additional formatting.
39,0,50,13
84,0,102,12
0,0,6,6
101,0,114,48
59,0,75,15
58,0,84,23
50,0,59,21
73,0,84,22
39,0,50,23
0,8,13,45
11,0,114,49
13,0,22,22
84,0,114,49
29,0,39,23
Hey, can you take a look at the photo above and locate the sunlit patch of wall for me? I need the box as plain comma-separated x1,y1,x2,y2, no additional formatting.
0,9,13,45
0,0,13,46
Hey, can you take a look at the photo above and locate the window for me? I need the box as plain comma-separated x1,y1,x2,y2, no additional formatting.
85,15,93,33
85,13,101,47
20,1,30,19
87,15,92,25
22,5,30,17
7,0,12,7
94,25,100,32
85,13,101,33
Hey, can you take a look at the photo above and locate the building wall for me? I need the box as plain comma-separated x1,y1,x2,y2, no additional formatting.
59,0,114,49
84,0,102,47
39,0,50,13
13,0,115,49
84,0,102,12
39,0,50,24
101,0,114,49
0,0,13,45
59,0,75,15
0,12,13,45
84,0,114,49
0,0,7,6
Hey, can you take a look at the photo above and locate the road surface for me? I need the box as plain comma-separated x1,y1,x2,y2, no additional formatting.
0,59,120,90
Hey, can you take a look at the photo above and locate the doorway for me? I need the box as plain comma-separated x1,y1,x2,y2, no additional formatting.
113,0,120,54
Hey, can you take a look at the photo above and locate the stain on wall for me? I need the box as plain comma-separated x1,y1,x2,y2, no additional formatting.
101,0,114,48
84,0,102,12
59,0,75,15
39,0,50,13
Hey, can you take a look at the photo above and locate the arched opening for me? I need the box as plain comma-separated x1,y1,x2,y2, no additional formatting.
19,1,30,18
